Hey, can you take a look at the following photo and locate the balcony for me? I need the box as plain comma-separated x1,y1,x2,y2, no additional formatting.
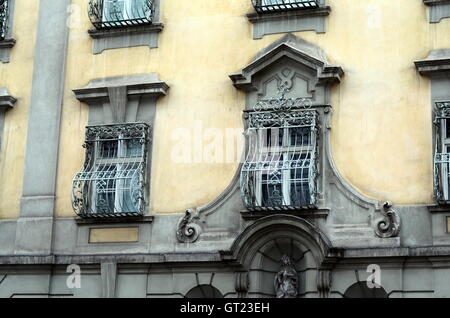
240,98,319,211
72,123,150,218
435,153,450,202
0,0,9,40
88,0,154,30
252,0,319,14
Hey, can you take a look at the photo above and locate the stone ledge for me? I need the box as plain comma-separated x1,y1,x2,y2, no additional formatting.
0,87,16,110
0,38,16,49
247,6,331,23
73,73,169,103
0,252,225,265
88,23,164,54
240,208,329,221
424,0,450,6
247,6,331,39
88,23,164,39
415,49,450,76
76,215,154,225
0,38,15,63
428,204,450,213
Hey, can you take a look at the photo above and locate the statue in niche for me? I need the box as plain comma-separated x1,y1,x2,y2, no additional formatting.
274,255,298,298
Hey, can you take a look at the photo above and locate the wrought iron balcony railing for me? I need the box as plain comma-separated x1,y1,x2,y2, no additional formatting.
88,0,154,30
434,101,450,203
252,0,319,14
435,153,450,202
240,94,318,211
72,123,150,218
0,0,10,40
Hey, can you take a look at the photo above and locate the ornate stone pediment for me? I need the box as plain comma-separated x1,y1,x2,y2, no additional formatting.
230,33,343,98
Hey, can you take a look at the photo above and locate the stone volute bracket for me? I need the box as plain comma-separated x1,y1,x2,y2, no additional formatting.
176,209,202,243
374,201,401,238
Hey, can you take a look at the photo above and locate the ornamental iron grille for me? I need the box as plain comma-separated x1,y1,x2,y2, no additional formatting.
72,123,150,218
434,101,450,202
241,87,318,211
252,0,319,14
88,0,154,29
0,0,9,40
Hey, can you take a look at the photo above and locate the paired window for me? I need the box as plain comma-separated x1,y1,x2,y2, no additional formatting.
72,123,150,218
0,0,10,40
89,0,154,29
434,101,450,202
252,0,319,14
241,94,318,211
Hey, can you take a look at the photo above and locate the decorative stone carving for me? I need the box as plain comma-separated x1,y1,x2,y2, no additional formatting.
274,255,298,298
176,209,201,243
374,202,401,238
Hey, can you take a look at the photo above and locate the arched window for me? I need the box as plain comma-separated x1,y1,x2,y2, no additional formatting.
185,285,223,299
344,282,388,298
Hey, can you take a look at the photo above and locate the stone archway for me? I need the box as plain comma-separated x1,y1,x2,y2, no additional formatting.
227,214,339,298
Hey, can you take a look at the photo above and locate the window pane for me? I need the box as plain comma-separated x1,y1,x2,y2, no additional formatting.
289,127,311,147
262,128,283,148
130,0,146,19
95,165,117,213
125,138,143,157
262,183,284,207
98,140,118,158
104,0,126,21
120,170,140,212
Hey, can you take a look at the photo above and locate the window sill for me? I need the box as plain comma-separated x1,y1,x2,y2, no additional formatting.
415,49,450,76
88,23,164,54
75,215,154,225
240,208,329,221
0,38,16,63
246,6,331,39
424,0,450,23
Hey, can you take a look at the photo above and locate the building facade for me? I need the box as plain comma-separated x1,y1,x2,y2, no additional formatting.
1,0,450,298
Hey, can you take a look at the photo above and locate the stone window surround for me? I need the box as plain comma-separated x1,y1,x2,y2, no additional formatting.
0,0,16,63
424,0,450,23
415,50,450,205
88,0,163,54
246,0,331,39
230,34,343,214
72,73,169,221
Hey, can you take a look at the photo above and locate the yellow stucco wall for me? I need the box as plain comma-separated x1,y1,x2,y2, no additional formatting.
50,0,450,216
3,0,450,219
0,0,40,219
